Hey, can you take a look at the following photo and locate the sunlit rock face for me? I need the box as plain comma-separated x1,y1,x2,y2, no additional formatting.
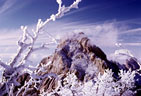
37,32,108,81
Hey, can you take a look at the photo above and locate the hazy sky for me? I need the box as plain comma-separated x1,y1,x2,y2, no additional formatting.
0,0,141,62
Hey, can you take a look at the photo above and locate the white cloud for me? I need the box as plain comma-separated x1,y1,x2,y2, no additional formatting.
0,0,33,17
0,20,141,65
0,29,21,46
0,0,17,14
120,28,141,34
42,21,119,47
121,42,141,46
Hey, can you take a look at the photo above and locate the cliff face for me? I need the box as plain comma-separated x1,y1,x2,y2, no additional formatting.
34,32,109,94
0,33,140,96
37,32,108,81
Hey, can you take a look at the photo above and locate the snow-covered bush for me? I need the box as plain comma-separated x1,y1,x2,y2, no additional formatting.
45,69,136,96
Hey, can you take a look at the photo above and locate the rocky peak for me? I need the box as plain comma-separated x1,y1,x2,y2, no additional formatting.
37,32,108,81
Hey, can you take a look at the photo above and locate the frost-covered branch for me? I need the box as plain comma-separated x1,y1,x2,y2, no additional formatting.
9,0,82,68
0,0,82,95
9,26,33,67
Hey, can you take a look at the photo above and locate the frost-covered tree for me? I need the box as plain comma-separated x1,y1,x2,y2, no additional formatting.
0,0,81,95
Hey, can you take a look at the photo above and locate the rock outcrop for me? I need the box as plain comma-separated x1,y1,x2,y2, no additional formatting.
37,32,108,82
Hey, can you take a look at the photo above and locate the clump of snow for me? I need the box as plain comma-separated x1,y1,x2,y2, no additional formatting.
110,49,134,64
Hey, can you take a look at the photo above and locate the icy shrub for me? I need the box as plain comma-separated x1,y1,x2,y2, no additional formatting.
44,69,136,96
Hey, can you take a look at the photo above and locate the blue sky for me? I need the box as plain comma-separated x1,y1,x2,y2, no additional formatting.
0,0,141,28
0,0,141,62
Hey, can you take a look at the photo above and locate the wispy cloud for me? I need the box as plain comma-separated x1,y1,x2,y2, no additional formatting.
0,0,33,16
0,0,17,14
42,21,119,47
0,20,141,63
0,21,119,63
120,28,141,34
0,28,20,61
0,20,140,49
122,42,141,46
